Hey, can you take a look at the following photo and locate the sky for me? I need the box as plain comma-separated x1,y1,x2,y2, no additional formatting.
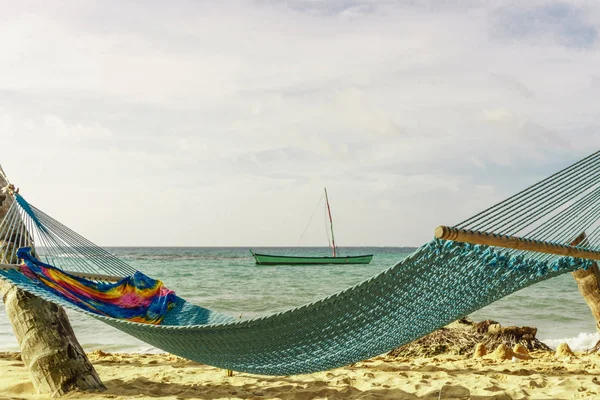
0,0,599,247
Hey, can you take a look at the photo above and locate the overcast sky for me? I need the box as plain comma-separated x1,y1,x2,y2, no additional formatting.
0,0,599,247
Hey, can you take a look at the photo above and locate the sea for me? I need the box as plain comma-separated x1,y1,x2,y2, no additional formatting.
0,246,597,353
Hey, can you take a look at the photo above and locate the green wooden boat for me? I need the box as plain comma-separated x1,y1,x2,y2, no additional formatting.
250,188,373,266
250,251,373,265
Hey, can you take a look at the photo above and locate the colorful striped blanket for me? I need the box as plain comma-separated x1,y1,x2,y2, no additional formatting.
16,247,176,324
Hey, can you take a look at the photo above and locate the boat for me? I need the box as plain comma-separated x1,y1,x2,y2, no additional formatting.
250,188,373,265
250,252,374,265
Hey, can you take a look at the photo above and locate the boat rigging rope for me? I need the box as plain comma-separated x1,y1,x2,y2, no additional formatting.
296,192,325,246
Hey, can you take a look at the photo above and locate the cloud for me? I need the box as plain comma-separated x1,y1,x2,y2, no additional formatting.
483,108,516,124
0,0,598,246
491,73,536,99
44,115,112,140
490,1,598,48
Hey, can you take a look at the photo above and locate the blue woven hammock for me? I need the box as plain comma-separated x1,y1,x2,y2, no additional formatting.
1,151,600,375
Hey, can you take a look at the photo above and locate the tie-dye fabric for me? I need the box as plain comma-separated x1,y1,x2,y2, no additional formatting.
16,247,177,325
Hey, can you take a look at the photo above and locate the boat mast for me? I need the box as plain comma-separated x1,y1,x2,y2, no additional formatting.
324,187,337,257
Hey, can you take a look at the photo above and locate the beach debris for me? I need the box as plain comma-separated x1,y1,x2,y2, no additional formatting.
488,343,532,361
512,344,532,360
388,317,551,358
388,318,483,358
475,319,498,333
473,343,487,358
556,343,576,358
490,344,513,361
486,325,538,343
91,350,110,358
483,324,548,354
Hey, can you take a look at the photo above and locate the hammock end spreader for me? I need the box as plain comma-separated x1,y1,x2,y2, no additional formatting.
435,225,600,261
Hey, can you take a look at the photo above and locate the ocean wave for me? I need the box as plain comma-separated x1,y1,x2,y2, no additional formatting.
541,332,600,351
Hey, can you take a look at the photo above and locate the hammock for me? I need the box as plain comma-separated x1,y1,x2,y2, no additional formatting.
0,151,600,375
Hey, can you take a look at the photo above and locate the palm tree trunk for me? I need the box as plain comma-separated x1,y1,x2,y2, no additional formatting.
0,177,105,397
570,233,600,334
572,265,600,333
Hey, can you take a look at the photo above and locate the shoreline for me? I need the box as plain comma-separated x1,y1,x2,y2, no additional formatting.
2,348,600,400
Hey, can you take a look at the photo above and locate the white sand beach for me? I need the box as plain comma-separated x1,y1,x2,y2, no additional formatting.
2,348,600,399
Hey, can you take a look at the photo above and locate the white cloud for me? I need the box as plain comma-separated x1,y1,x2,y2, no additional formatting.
0,114,15,137
0,0,598,246
44,115,112,139
483,108,516,124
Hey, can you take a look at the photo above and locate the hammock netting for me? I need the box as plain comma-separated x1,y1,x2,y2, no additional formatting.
0,151,599,375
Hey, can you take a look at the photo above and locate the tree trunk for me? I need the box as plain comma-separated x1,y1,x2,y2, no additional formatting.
572,266,600,332
570,233,600,334
0,176,105,397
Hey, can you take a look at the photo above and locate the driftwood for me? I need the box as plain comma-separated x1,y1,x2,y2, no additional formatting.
483,323,547,351
388,317,550,359
0,175,105,397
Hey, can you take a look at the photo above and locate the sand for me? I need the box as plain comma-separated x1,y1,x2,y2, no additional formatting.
2,349,600,400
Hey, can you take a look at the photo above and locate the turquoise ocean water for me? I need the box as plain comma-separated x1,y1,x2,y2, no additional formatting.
0,246,597,353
